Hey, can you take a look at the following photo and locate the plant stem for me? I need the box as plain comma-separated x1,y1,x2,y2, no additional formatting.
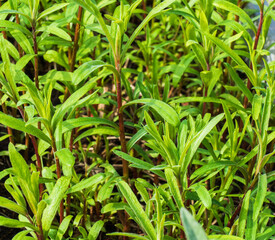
243,0,264,109
64,6,83,101
115,61,128,179
227,174,258,228
70,7,83,72
202,63,210,116
52,141,64,223
222,0,242,90
202,87,208,117
32,21,39,89
18,107,44,198
0,87,14,144
15,15,23,58
30,135,44,198
115,56,129,239
52,142,62,179
142,0,147,18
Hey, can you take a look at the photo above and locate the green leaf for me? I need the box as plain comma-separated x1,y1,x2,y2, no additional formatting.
261,88,272,139
0,20,32,37
12,230,34,240
190,184,212,209
0,216,37,231
238,190,251,238
36,200,47,227
56,215,73,240
121,0,176,61
40,25,72,42
127,127,148,151
32,0,40,19
62,117,118,133
256,225,275,240
218,20,252,45
0,9,32,22
180,207,208,240
224,63,253,103
51,82,97,131
0,112,51,144
201,31,254,83
171,97,221,104
8,0,18,10
117,180,157,240
97,177,117,203
0,36,20,102
71,0,115,56
191,161,236,179
186,40,208,71
252,95,262,121
214,0,257,33
123,98,180,127
15,54,35,70
72,60,106,85
253,173,267,221
114,150,165,179
222,100,234,150
101,202,128,214
37,3,69,21
44,50,69,70
21,74,47,119
246,197,255,240
8,143,31,182
73,126,119,143
8,144,38,216
67,173,105,194
180,113,224,175
208,236,244,240
88,220,104,240
107,232,148,240
165,168,184,209
0,197,28,216
173,53,195,86
41,176,71,235
5,177,27,210
55,149,75,178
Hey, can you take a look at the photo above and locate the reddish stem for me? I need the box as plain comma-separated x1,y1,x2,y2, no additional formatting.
227,176,258,228
115,60,128,179
32,22,39,89
15,15,23,58
243,3,264,109
70,7,83,72
18,107,44,198
64,7,83,102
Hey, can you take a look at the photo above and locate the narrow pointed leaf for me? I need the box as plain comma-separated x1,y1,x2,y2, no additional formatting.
117,180,157,240
41,176,71,234
180,207,208,240
123,98,180,126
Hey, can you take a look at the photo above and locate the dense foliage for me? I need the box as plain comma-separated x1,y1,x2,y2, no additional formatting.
0,0,274,239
